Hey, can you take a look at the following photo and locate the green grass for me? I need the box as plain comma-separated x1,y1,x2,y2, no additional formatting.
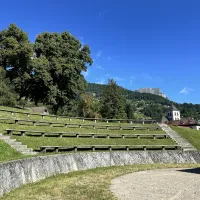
0,140,29,162
11,136,176,150
0,123,164,135
171,126,200,150
1,163,200,200
0,106,155,126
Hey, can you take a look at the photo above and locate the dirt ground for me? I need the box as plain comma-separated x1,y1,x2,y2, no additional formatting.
110,168,200,200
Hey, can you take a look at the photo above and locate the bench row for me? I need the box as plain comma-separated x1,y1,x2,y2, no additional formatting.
6,129,169,139
0,108,156,124
0,118,160,130
38,145,181,153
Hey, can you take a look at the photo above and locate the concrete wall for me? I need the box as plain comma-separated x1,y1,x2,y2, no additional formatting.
191,126,200,130
1,151,200,196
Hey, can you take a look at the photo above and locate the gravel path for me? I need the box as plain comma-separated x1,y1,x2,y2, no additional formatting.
110,168,200,200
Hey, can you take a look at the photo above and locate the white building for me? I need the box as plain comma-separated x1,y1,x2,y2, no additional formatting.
166,105,181,121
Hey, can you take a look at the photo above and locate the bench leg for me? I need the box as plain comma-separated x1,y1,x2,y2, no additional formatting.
126,146,129,151
74,147,77,152
107,135,110,139
92,147,95,151
109,146,112,151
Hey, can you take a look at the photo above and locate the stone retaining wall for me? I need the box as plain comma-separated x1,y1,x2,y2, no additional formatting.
1,151,200,196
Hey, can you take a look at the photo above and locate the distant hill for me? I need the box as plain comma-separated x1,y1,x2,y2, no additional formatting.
136,88,167,99
86,83,171,105
86,83,200,120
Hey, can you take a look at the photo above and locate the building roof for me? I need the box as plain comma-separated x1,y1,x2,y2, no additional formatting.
161,116,169,123
168,104,179,111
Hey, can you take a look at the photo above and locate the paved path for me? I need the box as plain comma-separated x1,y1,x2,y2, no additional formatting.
158,124,196,151
110,168,200,200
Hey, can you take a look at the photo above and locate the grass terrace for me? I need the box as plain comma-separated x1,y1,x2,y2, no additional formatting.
171,126,200,150
0,106,177,159
0,106,155,126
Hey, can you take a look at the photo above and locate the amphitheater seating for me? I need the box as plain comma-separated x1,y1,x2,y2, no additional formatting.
5,129,169,139
38,144,181,153
0,108,156,124
0,107,179,155
0,118,160,130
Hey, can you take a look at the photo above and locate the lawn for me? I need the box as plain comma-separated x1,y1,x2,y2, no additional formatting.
171,126,200,150
0,123,164,135
1,163,200,200
0,106,155,126
11,135,176,150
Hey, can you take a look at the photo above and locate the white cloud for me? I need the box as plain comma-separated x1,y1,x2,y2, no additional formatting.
96,78,106,84
94,64,103,70
96,50,102,59
180,87,194,95
141,73,152,80
114,76,124,81
82,70,89,78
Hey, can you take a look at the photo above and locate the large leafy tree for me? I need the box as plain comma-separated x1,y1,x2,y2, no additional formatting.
100,79,126,119
0,24,33,99
0,24,92,113
34,32,92,113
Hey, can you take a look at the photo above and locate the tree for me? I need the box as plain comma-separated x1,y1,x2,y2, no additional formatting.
0,24,33,100
0,24,92,113
0,68,16,106
126,103,135,119
34,32,92,113
100,79,126,119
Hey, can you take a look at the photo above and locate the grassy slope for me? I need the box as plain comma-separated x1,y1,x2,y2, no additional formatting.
11,136,175,150
0,106,174,161
0,140,28,162
1,163,200,200
171,126,200,150
0,106,154,126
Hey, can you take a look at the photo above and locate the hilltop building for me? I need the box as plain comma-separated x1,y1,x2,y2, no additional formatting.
166,105,180,121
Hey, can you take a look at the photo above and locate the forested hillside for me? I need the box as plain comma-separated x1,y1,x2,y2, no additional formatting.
86,83,200,120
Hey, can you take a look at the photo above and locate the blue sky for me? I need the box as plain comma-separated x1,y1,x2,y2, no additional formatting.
0,0,200,103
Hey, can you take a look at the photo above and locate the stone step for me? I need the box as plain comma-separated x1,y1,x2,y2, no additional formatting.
11,144,27,148
3,139,17,143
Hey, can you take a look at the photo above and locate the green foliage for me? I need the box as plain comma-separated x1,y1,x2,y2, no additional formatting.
100,79,126,119
0,24,92,113
0,68,16,106
125,103,135,119
142,105,165,120
0,24,33,99
34,32,93,113
78,93,100,118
